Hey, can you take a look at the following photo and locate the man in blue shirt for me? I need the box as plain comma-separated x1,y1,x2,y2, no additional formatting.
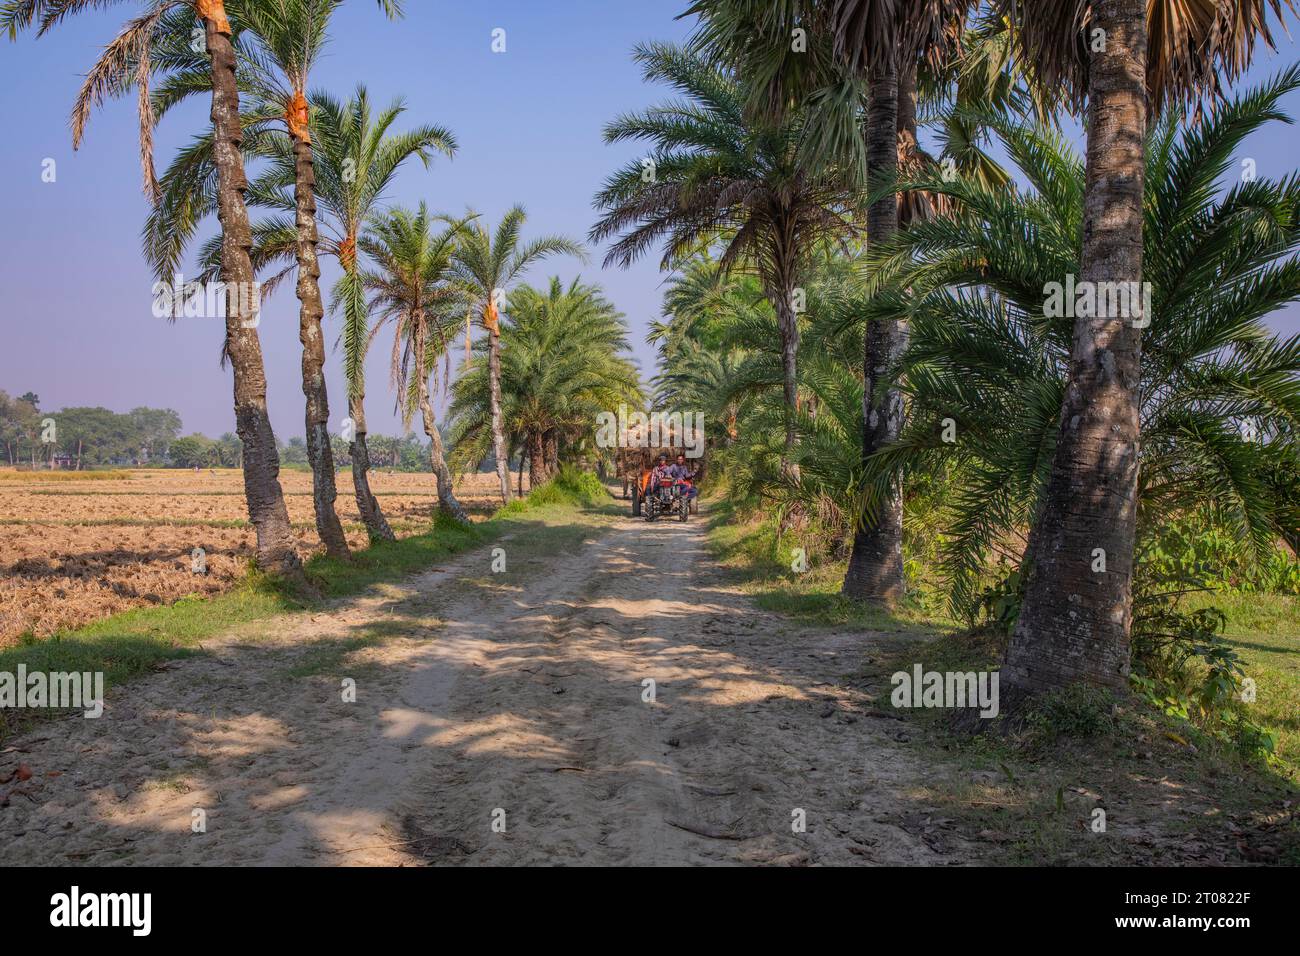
668,453,698,499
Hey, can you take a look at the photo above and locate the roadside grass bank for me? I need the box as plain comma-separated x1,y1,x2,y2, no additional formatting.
705,500,1300,865
0,470,613,741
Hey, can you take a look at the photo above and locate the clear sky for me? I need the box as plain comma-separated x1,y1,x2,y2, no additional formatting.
1,1,1297,439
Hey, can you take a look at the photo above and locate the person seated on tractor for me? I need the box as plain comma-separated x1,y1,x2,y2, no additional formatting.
669,453,699,499
650,454,674,495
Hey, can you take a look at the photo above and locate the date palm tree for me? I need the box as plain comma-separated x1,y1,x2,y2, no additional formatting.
591,41,856,477
685,0,966,603
297,89,455,541
448,278,644,488
147,85,456,542
0,0,327,576
993,0,1298,696
450,207,585,503
360,204,473,521
866,73,1300,670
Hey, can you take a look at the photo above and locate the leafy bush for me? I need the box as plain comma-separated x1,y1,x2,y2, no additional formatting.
1142,511,1300,595
1130,586,1277,761
501,466,608,513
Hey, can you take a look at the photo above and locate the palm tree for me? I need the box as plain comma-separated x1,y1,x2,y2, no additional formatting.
309,90,455,540
0,0,333,576
994,0,1297,696
451,207,585,503
144,1,401,559
448,278,643,488
360,205,473,521
864,74,1300,643
651,253,769,449
591,41,856,475
233,0,373,559
685,0,966,603
148,84,456,542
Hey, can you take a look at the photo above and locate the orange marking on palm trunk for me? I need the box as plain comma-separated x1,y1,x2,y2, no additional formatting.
483,298,500,337
196,0,232,35
286,90,311,143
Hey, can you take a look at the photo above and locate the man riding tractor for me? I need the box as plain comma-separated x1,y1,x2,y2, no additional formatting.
643,453,696,522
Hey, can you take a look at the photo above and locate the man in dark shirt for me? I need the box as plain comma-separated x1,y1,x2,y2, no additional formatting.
669,453,698,499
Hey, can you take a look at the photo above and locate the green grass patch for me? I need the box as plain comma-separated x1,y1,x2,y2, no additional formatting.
1179,590,1300,772
705,498,955,635
497,465,612,514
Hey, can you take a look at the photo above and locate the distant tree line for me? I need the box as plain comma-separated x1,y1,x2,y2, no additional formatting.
0,388,440,472
0,391,182,468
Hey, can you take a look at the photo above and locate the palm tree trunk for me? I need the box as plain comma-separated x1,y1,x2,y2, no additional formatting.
289,105,349,560
348,392,395,542
415,318,468,522
764,230,802,483
203,6,300,578
527,430,547,488
842,58,905,605
1003,0,1147,695
487,314,512,504
544,429,559,479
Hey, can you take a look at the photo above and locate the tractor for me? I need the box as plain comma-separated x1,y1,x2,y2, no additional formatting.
616,445,703,520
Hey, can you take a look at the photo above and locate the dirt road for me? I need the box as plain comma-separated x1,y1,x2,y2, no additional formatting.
1,506,979,865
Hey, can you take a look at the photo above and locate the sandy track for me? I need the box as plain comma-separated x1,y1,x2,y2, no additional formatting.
1,506,979,866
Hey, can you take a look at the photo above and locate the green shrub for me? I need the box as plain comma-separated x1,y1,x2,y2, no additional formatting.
1130,587,1277,762
1141,511,1300,595
502,466,608,513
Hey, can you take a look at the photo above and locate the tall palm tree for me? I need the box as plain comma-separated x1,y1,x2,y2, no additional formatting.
143,0,400,559
148,85,456,542
0,0,330,576
236,0,365,559
686,0,965,603
995,0,1297,696
591,41,856,475
862,77,1300,629
360,205,473,521
310,90,455,540
450,206,585,503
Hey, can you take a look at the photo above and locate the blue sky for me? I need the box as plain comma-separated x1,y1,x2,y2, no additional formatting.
0,0,692,437
0,1,1297,438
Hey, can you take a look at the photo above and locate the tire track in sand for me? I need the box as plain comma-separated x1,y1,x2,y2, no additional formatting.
1,505,979,865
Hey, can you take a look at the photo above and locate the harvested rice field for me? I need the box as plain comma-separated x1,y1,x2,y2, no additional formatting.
0,467,522,646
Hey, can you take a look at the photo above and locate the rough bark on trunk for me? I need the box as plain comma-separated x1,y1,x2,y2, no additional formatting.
544,429,559,478
1003,0,1147,695
764,222,801,482
842,59,905,605
415,317,468,522
527,430,546,489
290,108,349,559
486,304,512,504
204,8,301,578
348,392,395,542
